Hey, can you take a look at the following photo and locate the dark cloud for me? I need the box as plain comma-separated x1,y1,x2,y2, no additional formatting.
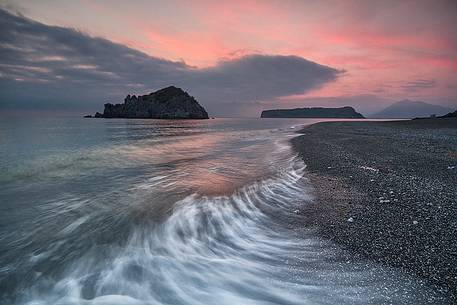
0,9,340,116
190,55,339,103
401,79,437,92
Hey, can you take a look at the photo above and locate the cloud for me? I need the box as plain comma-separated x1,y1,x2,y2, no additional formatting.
401,79,437,92
0,9,340,116
187,55,341,114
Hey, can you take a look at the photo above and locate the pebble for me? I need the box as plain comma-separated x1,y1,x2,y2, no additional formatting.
292,119,457,296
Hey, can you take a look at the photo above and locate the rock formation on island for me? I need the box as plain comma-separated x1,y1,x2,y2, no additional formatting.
93,86,209,119
260,106,364,118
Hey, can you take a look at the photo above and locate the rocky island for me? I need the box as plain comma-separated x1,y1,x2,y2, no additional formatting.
260,106,364,118
91,86,209,119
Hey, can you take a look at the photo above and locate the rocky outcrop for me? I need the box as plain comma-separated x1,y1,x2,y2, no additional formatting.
261,106,364,118
95,86,209,119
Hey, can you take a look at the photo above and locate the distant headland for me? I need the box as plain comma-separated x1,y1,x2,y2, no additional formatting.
87,86,209,119
260,106,364,118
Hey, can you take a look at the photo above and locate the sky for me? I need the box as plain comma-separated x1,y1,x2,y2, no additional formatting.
0,0,456,116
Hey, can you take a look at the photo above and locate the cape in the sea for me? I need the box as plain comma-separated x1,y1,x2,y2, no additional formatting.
261,106,364,118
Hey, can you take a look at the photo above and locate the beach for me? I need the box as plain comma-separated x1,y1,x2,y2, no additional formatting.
291,118,457,299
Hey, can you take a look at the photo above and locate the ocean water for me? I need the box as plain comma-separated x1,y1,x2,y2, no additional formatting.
0,117,448,304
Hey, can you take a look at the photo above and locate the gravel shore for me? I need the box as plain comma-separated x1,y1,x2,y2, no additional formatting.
291,118,457,299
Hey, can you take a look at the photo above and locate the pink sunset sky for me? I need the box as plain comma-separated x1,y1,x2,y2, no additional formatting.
1,0,456,115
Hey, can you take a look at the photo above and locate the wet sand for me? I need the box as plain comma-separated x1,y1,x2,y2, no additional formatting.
291,118,457,300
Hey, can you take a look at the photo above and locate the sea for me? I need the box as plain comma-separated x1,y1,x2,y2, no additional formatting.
0,117,448,304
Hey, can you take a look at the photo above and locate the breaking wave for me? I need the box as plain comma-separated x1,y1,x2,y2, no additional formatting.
7,158,443,305
0,118,448,304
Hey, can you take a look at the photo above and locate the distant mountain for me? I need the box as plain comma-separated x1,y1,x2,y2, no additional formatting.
260,106,364,118
439,110,457,118
371,100,452,118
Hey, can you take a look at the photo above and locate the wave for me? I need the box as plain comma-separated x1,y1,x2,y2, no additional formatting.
10,156,445,305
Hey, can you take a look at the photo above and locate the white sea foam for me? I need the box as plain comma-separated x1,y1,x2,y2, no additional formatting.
1,118,448,305
16,158,444,305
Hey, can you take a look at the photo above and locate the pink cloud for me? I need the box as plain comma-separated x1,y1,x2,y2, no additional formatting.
11,0,457,102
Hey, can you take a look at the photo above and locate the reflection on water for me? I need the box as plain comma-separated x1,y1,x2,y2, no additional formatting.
0,117,449,304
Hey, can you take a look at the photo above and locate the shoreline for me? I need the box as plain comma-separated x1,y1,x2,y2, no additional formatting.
291,118,457,299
